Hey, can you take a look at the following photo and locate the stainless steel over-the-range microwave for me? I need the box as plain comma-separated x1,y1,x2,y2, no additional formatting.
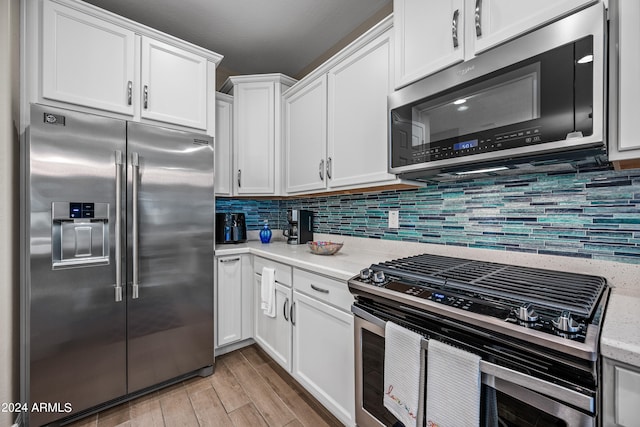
388,3,607,179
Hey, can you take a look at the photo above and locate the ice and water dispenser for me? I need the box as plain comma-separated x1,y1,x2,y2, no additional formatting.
51,201,110,269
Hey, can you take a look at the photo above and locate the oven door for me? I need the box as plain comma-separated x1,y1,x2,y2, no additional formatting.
354,309,596,427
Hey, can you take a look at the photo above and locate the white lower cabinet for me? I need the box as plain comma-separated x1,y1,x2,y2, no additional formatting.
292,290,355,427
253,257,293,371
216,254,253,348
251,257,355,426
254,276,293,371
603,357,640,427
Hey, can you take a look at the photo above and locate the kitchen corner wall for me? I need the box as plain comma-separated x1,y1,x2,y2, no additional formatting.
1,0,20,424
216,168,640,265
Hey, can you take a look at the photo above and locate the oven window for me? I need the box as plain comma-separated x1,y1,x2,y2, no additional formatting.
361,329,402,427
482,385,567,427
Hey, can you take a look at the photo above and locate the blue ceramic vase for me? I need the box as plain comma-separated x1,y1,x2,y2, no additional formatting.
259,221,272,243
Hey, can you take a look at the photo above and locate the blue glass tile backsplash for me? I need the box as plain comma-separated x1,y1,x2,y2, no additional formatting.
215,169,640,264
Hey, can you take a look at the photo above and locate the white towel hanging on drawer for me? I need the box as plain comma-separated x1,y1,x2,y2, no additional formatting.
260,267,276,318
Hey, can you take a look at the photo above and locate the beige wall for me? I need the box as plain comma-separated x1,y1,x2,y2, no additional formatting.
0,0,20,425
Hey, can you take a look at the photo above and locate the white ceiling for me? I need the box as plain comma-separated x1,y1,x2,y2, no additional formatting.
82,0,392,77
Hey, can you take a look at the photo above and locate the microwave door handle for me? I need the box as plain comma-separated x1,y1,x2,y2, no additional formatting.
452,9,460,48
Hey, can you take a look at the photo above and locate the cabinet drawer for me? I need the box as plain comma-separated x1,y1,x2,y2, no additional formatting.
293,269,354,311
254,256,292,286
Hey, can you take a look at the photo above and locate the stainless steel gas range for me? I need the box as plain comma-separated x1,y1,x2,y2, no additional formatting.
348,253,609,427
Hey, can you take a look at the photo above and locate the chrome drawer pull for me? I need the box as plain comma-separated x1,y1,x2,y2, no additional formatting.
311,284,329,294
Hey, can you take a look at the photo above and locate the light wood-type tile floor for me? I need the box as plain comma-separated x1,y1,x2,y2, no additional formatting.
66,345,344,427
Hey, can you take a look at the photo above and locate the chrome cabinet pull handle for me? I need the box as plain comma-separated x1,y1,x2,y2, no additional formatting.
132,152,140,299
127,81,133,106
452,9,460,48
475,0,482,37
143,85,149,109
237,169,242,188
114,150,124,302
310,284,329,294
319,159,325,180
326,157,332,179
283,297,289,321
290,302,296,326
220,257,240,263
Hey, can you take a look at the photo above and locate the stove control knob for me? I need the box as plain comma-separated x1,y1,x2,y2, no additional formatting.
372,271,386,284
516,302,539,322
359,268,372,280
552,311,580,333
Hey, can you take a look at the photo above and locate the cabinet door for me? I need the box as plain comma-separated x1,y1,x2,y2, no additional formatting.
394,0,464,88
217,256,243,346
473,0,597,54
215,95,233,196
328,29,396,189
610,0,640,161
254,275,292,371
292,291,355,426
235,82,275,194
41,0,135,115
141,37,207,129
285,76,327,193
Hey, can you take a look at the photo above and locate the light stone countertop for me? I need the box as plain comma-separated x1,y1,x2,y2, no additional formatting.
215,233,640,368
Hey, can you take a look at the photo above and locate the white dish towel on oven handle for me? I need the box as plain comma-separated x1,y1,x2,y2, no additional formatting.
426,339,481,427
260,267,276,318
383,321,425,427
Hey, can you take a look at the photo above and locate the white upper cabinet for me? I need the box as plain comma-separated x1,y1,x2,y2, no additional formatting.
32,0,221,133
394,0,596,88
473,0,597,55
141,37,208,130
394,0,464,89
327,27,396,189
42,0,135,115
225,74,296,196
284,75,327,193
284,17,400,195
609,0,640,165
215,93,233,196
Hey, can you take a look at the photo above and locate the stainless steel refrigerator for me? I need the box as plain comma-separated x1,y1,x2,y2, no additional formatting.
21,104,214,426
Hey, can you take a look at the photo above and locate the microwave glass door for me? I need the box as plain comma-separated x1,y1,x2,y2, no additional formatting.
390,36,594,169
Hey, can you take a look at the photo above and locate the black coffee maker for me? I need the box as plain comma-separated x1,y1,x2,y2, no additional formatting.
215,212,247,243
284,209,313,244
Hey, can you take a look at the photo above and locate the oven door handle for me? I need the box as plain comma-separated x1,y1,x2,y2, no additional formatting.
352,306,595,414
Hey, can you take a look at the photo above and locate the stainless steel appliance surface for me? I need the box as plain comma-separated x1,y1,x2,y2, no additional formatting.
349,253,609,427
215,212,247,243
21,104,215,426
388,3,607,180
283,209,313,245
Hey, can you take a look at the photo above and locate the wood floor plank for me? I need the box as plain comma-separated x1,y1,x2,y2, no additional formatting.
253,361,338,427
240,345,272,367
66,414,98,427
129,394,164,427
210,359,251,413
188,385,234,426
160,388,199,427
96,403,131,427
228,403,269,427
222,353,296,427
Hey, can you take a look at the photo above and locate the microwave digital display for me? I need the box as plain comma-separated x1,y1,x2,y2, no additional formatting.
454,140,478,151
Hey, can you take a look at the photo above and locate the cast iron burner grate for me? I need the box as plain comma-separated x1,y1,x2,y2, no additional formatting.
372,253,607,318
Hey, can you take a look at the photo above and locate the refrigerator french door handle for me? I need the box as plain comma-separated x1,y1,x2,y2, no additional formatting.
114,150,124,302
132,151,140,299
